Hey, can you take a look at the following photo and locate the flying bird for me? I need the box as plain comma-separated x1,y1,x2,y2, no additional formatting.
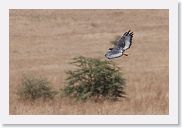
105,30,134,59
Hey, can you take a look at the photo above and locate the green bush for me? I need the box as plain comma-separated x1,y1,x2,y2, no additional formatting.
17,74,57,100
63,56,126,101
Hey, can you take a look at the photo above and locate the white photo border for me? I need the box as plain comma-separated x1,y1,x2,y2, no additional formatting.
0,0,178,124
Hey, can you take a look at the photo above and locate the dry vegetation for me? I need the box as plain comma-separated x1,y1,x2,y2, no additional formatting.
9,9,169,115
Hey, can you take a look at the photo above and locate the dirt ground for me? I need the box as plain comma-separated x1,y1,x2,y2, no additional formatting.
9,9,169,115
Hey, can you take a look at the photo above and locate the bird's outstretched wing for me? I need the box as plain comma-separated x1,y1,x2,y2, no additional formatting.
117,30,134,51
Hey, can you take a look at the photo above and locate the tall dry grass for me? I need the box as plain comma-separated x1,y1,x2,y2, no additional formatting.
9,9,168,115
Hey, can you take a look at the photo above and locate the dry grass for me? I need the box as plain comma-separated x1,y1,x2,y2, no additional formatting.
9,9,169,115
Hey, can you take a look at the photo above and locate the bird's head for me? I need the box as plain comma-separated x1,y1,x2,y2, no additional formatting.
105,48,113,59
105,49,112,59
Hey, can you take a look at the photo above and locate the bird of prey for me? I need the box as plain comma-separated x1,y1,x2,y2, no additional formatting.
105,30,134,59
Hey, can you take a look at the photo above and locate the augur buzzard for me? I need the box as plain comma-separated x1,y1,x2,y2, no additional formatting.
105,30,134,59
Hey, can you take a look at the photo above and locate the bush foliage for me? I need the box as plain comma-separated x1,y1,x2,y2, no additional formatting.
18,74,57,100
63,56,126,101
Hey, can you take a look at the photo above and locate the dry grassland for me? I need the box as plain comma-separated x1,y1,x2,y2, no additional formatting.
9,9,169,115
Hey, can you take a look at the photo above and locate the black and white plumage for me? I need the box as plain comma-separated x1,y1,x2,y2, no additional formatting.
105,30,134,59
